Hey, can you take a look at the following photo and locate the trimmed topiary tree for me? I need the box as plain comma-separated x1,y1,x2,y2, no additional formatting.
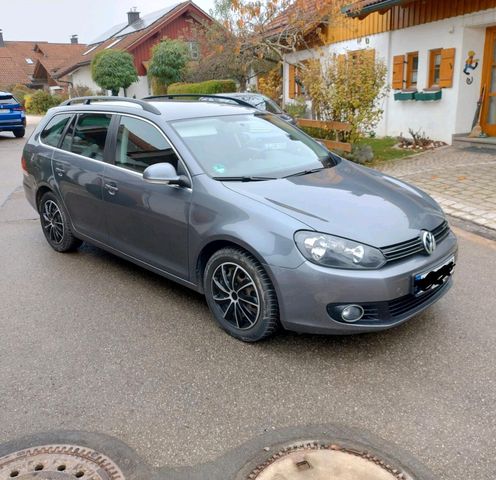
91,50,138,96
148,39,189,94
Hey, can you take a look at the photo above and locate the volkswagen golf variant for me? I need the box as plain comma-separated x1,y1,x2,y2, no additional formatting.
22,97,457,342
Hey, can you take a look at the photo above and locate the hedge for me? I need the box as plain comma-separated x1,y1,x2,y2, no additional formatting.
167,79,236,95
25,90,64,114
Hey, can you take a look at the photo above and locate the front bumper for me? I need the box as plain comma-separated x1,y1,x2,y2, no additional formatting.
268,231,458,335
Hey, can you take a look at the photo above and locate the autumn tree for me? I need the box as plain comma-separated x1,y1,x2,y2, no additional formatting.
91,50,138,96
226,0,353,67
186,0,274,89
301,52,389,142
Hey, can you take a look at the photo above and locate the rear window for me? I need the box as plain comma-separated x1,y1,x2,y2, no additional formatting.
40,114,73,148
0,95,19,105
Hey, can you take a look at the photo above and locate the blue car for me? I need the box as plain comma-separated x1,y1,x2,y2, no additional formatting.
0,91,26,138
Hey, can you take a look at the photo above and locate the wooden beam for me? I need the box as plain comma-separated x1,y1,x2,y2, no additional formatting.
318,138,353,153
297,118,352,132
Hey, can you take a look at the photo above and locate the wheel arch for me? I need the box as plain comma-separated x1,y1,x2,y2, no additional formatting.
194,237,275,294
35,184,54,210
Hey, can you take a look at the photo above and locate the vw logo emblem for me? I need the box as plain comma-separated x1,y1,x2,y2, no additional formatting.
421,230,436,255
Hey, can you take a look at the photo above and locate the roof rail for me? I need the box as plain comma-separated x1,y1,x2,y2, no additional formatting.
142,94,255,109
61,96,162,115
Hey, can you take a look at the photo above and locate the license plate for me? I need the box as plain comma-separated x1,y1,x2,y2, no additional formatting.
0,109,10,113
413,256,455,296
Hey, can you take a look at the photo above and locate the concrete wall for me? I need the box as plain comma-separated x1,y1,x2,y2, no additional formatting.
119,76,151,99
69,66,101,94
283,8,496,144
69,66,150,99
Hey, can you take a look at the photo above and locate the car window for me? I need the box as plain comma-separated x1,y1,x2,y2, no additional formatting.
60,116,76,152
171,113,331,179
115,116,181,174
61,113,111,160
40,114,73,148
0,95,18,105
264,98,284,114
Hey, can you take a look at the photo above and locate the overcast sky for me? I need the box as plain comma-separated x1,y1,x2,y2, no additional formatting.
1,0,216,44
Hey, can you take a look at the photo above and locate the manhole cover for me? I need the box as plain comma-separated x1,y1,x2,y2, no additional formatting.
0,445,125,480
246,442,412,480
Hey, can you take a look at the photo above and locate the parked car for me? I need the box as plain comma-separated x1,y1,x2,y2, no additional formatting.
0,91,26,138
211,92,296,125
22,97,457,342
144,92,297,125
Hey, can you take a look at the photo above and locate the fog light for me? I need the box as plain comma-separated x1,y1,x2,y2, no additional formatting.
341,305,364,323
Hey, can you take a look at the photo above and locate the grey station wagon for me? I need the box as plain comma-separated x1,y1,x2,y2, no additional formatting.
22,97,457,342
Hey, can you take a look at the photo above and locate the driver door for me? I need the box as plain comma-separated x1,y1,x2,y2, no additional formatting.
102,115,191,279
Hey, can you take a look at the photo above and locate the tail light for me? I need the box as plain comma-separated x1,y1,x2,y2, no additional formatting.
21,156,28,173
13,106,24,112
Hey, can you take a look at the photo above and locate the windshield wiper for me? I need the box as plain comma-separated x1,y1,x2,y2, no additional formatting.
212,176,277,182
283,167,324,179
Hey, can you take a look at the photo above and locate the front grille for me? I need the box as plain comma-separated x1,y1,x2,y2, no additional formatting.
327,279,451,326
381,221,450,262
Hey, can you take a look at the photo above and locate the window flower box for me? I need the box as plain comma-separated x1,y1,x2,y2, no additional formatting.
394,91,416,101
415,90,442,101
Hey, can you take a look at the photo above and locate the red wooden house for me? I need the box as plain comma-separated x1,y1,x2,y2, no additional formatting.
55,1,213,98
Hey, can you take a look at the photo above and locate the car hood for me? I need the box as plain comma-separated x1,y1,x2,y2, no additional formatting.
222,160,445,248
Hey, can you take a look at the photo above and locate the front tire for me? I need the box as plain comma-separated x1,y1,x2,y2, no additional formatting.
39,192,82,252
204,247,279,342
14,128,25,138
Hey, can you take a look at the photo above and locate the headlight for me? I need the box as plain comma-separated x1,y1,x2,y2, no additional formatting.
294,231,386,269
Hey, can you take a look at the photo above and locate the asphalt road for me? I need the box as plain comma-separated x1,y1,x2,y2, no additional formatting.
0,127,495,480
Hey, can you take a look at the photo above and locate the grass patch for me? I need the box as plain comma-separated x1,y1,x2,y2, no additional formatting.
300,126,413,164
355,137,414,163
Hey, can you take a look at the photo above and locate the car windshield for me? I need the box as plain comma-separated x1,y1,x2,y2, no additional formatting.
170,114,334,179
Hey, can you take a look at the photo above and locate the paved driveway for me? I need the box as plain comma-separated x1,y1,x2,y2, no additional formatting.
0,131,495,480
378,146,496,231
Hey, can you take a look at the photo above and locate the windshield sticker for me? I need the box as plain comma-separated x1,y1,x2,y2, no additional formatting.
213,164,226,174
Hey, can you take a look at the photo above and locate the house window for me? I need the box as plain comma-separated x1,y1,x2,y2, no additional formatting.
295,69,307,96
188,41,199,60
428,49,442,87
25,58,34,64
406,52,419,88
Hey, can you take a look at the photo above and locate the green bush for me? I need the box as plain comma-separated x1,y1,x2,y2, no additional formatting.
25,90,63,114
285,96,307,119
167,79,236,95
9,84,36,107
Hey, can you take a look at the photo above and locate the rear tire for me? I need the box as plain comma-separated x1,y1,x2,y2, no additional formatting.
204,247,279,342
14,128,25,138
39,192,82,252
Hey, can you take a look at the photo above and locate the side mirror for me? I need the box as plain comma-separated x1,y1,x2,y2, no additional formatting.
143,163,191,188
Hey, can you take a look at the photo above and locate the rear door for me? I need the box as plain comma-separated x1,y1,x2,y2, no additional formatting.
102,115,191,279
52,112,112,241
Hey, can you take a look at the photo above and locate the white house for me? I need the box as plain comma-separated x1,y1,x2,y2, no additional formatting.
283,0,496,144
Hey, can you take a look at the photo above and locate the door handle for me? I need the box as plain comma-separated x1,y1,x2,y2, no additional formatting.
104,183,119,195
54,166,65,177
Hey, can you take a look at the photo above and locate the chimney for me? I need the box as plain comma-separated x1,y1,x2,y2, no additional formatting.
70,34,78,44
0,30,5,48
127,7,140,25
